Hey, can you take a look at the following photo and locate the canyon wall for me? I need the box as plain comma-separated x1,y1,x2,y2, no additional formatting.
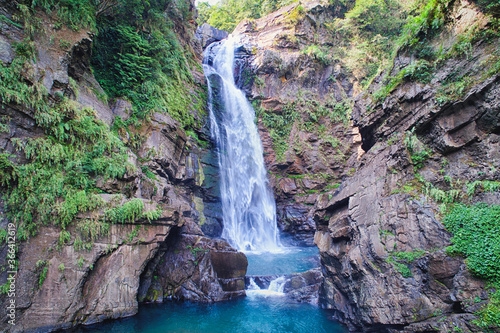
234,0,499,331
0,0,245,331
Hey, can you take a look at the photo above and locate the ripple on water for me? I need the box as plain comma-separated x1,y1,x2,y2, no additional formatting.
75,297,346,333
245,246,320,276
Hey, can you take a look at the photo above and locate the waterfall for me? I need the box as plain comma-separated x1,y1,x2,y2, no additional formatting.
203,36,281,253
247,277,287,297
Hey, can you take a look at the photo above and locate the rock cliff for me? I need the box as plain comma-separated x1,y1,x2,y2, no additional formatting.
0,0,244,332
232,1,359,246
0,0,499,331
234,0,500,331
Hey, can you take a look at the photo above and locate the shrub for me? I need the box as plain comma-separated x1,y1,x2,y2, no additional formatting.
443,203,500,282
91,2,199,128
444,203,500,328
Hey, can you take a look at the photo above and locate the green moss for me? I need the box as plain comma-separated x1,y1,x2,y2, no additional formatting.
36,260,49,288
261,101,299,162
392,249,426,263
403,129,432,170
30,0,97,31
373,60,434,102
0,36,137,241
386,255,413,278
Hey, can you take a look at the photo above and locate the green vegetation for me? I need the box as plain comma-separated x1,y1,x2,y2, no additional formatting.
466,180,500,196
386,255,413,278
395,163,500,326
397,0,453,50
386,249,426,278
302,45,332,65
0,2,171,244
260,101,299,161
373,59,434,101
403,130,432,170
29,0,97,31
284,4,305,26
392,249,426,263
77,255,85,268
0,44,133,239
444,204,500,282
36,260,49,287
91,0,203,129
334,0,411,87
197,0,299,32
443,204,500,328
372,0,500,103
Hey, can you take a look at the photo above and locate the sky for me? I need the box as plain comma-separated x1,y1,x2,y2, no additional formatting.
195,0,220,5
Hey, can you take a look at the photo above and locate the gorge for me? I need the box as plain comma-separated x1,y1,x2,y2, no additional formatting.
1,0,500,332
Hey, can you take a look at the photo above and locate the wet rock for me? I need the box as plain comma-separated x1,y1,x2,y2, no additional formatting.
277,204,316,246
283,268,322,303
138,227,247,302
211,251,248,279
246,268,322,303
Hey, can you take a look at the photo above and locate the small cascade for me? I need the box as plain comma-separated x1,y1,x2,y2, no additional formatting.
203,36,281,253
246,277,287,297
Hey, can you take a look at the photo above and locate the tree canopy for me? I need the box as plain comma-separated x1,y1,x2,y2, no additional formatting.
196,0,298,32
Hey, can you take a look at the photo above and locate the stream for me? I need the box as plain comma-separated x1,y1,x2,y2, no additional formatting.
75,245,345,333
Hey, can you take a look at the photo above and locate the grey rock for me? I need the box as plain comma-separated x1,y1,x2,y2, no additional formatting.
195,23,229,49
138,229,247,302
0,35,14,63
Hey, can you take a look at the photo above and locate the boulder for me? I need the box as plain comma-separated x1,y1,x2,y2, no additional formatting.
138,229,247,303
195,23,229,49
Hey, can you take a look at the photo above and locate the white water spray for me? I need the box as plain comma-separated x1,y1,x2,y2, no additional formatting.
247,277,287,297
203,36,281,253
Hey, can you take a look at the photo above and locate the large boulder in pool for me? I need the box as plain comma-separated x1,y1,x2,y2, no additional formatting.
211,251,248,279
138,222,247,303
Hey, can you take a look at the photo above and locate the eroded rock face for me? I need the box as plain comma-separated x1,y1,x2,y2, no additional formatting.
312,2,500,331
195,23,229,49
0,2,226,332
139,224,247,303
231,2,359,246
3,220,178,333
234,0,499,331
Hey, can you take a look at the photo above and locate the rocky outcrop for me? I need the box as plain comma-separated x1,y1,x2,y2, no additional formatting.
312,1,500,331
0,1,229,332
234,0,499,331
195,23,229,49
247,268,322,303
7,219,178,332
138,223,247,303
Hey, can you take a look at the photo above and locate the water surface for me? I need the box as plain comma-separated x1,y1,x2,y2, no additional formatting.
76,296,346,333
246,246,320,276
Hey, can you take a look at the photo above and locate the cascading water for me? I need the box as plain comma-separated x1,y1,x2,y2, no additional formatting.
203,36,281,253
247,277,287,297
77,35,346,333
